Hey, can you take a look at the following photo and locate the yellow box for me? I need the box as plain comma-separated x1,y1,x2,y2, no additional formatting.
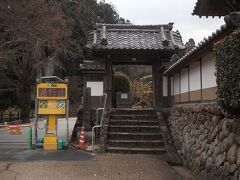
44,134,57,150
43,143,57,150
44,134,57,143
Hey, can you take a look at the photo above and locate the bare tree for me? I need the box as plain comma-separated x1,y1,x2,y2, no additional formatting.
0,0,78,122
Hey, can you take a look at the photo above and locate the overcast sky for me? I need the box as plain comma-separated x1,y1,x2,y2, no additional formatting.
98,0,225,44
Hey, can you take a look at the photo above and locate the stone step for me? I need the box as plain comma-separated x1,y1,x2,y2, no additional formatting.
106,146,166,154
108,131,163,140
109,119,159,126
105,109,164,154
107,139,165,147
110,109,156,115
108,125,160,133
110,114,157,120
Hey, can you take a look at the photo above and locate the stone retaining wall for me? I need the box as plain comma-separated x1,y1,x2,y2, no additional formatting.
98,110,110,153
168,103,240,179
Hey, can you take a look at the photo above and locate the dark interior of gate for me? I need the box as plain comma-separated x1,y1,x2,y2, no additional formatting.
112,64,153,109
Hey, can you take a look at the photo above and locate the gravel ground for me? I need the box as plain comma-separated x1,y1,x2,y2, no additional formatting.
0,153,195,180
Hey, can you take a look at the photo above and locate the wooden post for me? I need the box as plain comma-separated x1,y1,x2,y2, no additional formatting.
83,87,91,130
152,61,163,109
104,60,113,109
0,112,2,123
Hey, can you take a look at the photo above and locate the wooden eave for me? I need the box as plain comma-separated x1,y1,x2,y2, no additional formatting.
90,48,183,65
192,0,240,17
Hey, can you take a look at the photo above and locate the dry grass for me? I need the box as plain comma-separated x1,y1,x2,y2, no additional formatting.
130,80,153,108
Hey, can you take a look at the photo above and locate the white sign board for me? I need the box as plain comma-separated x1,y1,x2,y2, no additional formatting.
121,93,128,99
86,82,103,96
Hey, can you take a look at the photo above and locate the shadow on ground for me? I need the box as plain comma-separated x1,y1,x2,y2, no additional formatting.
0,144,94,162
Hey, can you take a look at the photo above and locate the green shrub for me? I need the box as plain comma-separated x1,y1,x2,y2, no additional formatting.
113,71,130,92
214,29,240,114
140,75,152,84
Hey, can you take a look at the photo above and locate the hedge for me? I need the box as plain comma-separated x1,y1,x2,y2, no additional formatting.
140,75,152,85
214,28,240,114
113,71,130,92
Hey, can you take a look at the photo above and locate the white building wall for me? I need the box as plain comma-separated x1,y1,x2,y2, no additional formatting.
86,81,103,96
163,76,168,96
173,73,180,95
171,77,174,96
202,53,217,89
189,61,201,91
180,68,189,93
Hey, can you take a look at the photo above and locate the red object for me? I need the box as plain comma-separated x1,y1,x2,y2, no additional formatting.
76,126,86,149
8,125,22,135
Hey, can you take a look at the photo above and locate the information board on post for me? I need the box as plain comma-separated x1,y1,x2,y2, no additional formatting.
37,83,68,115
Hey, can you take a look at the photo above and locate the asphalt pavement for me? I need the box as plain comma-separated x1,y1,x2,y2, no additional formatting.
0,144,94,162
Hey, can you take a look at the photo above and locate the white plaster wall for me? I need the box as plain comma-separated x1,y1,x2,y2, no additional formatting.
180,68,189,93
163,76,168,97
86,81,103,96
173,73,180,95
171,77,174,96
189,61,201,91
202,53,217,89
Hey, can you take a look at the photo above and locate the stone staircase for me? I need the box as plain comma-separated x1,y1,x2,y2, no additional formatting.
106,109,166,154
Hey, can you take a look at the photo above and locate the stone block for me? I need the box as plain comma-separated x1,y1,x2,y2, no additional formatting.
227,144,238,164
236,147,240,166
213,106,222,116
236,136,240,145
215,153,226,167
221,137,231,153
223,161,230,176
229,164,237,174
222,120,230,137
228,133,236,146
206,157,214,171
213,116,220,126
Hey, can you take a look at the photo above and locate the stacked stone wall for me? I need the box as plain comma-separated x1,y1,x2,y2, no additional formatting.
168,103,240,179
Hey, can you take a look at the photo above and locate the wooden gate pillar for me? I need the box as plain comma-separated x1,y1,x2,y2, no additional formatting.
152,61,163,109
103,60,113,109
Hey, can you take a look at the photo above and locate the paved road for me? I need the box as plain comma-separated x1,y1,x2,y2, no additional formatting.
0,144,94,162
0,117,77,143
0,151,195,180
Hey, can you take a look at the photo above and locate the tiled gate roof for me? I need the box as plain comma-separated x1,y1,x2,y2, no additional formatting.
87,23,185,51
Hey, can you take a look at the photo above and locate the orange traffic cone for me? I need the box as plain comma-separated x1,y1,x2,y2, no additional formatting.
76,126,86,149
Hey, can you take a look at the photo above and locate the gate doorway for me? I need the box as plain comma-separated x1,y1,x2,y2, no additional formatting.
113,65,153,109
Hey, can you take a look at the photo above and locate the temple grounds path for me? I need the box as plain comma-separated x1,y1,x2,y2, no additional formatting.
0,150,195,180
